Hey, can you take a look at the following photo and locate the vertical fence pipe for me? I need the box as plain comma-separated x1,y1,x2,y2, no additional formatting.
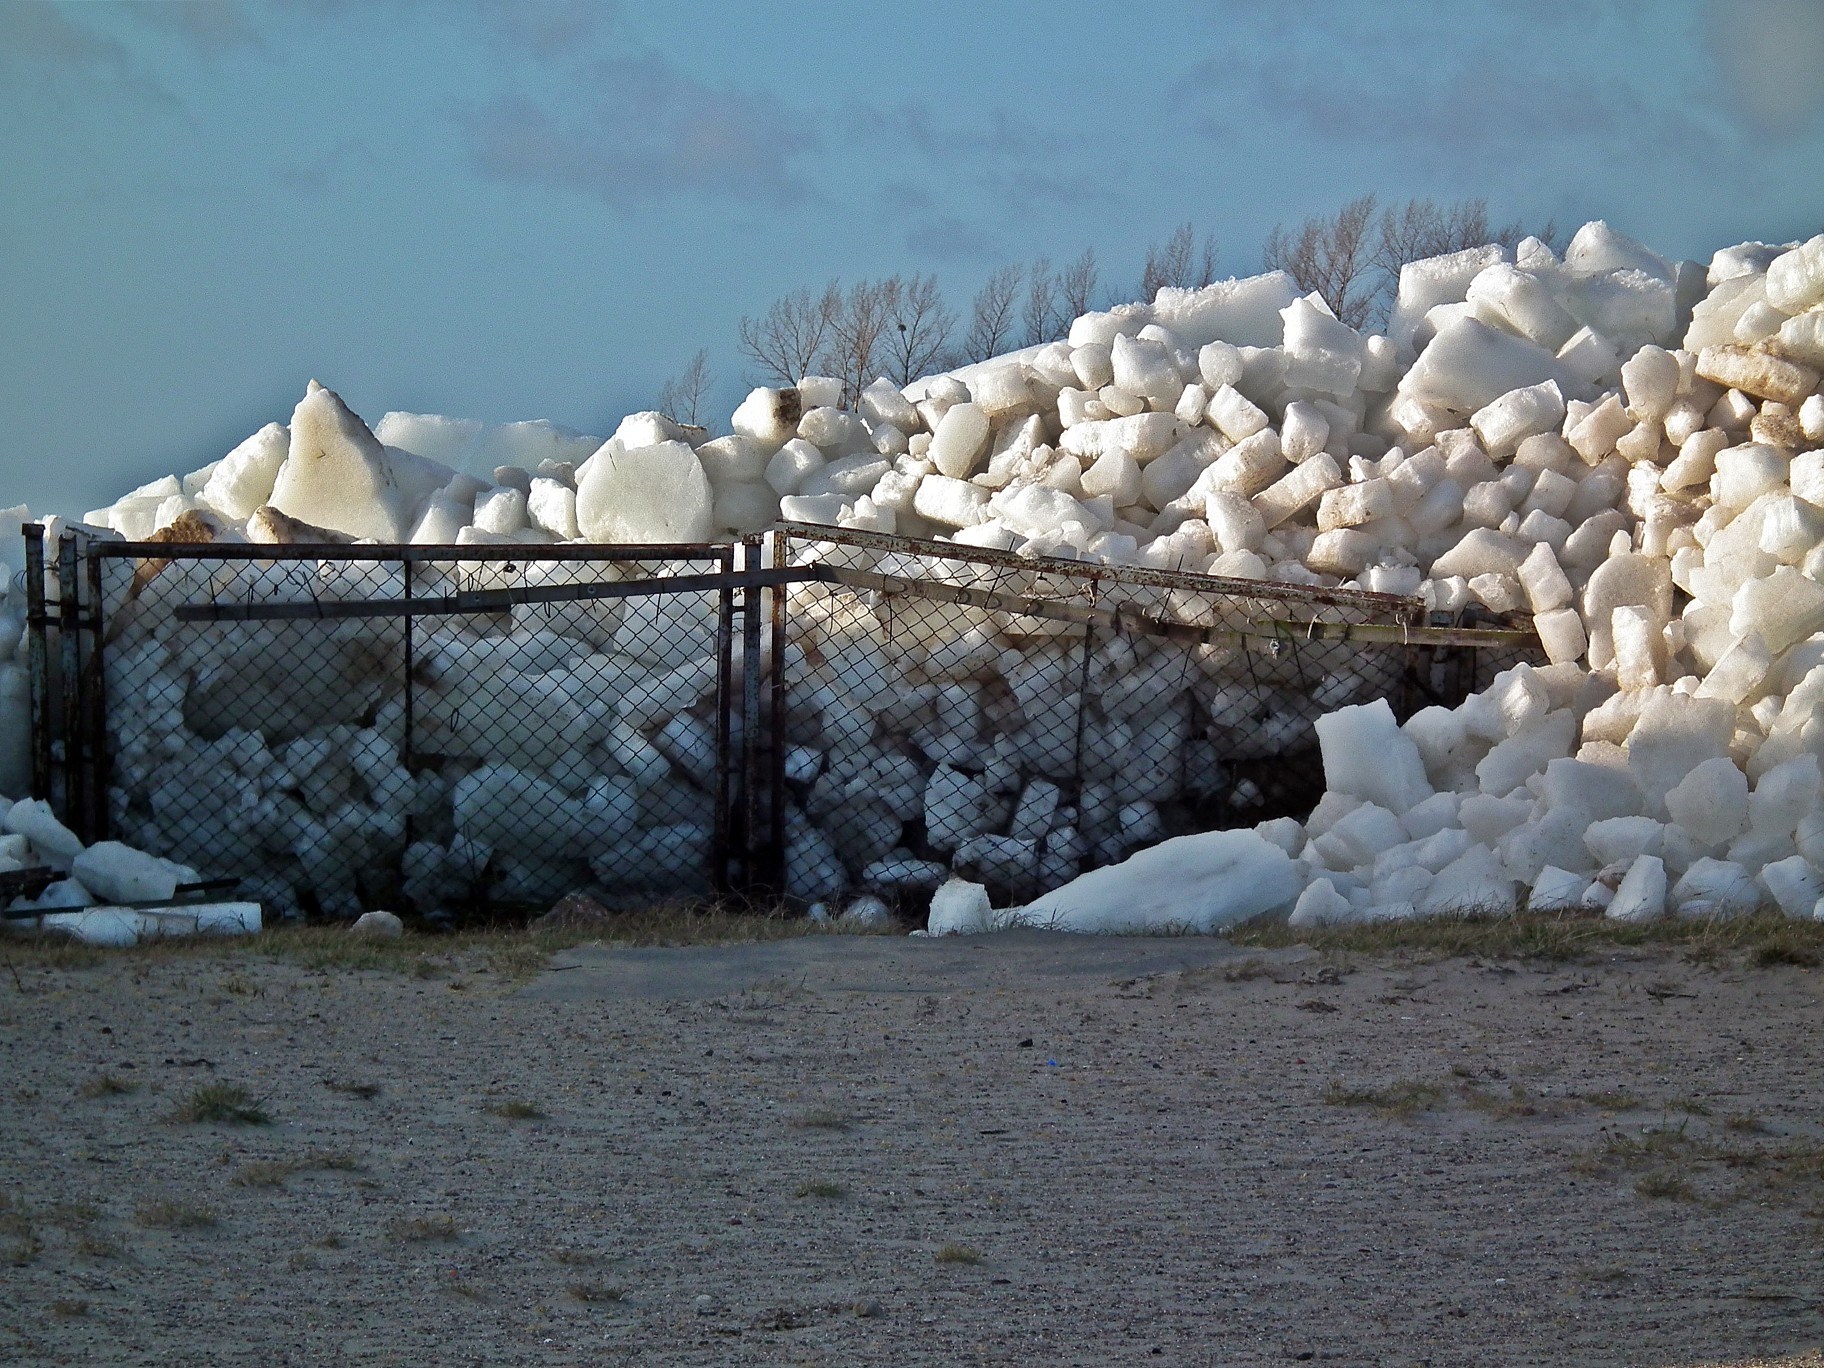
400,556,415,850
740,536,763,895
56,534,85,834
24,525,51,802
83,546,109,841
711,547,735,897
1070,622,1094,806
768,532,788,890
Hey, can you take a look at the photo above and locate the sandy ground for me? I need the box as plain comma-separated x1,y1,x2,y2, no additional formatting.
3,930,1823,1367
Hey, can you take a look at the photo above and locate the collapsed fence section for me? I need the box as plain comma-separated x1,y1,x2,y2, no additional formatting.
769,524,1450,908
28,523,1539,921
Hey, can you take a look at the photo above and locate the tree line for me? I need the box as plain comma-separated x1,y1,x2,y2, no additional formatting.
657,197,1562,424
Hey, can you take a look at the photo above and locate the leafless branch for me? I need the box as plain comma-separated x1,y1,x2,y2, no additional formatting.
656,348,712,427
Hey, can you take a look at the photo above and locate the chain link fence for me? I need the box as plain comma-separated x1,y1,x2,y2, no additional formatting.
27,523,1538,923
30,531,747,919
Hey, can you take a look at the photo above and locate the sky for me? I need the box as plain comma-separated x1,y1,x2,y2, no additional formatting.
3,0,1823,520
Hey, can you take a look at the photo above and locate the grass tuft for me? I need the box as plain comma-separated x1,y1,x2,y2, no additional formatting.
1233,908,1824,965
933,1242,984,1265
1324,1079,1445,1120
134,1199,217,1229
50,1300,88,1319
789,1108,851,1131
483,1099,546,1121
170,1083,269,1126
388,1214,459,1243
79,1073,138,1098
1634,1171,1697,1201
325,1080,381,1100
1582,1090,1642,1111
794,1180,848,1199
567,1282,625,1303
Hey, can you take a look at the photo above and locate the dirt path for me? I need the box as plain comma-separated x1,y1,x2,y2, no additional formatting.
3,933,1822,1366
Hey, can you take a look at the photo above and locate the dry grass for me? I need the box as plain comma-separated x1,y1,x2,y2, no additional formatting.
1577,1119,1824,1210
483,1099,546,1121
933,1242,984,1265
789,1108,851,1131
794,1180,848,1199
50,1299,88,1319
1582,1089,1643,1111
566,1281,625,1303
79,1073,139,1098
230,1151,362,1188
388,1214,459,1243
134,1199,217,1229
1324,1079,1446,1120
170,1083,269,1126
1234,910,1824,965
0,902,892,988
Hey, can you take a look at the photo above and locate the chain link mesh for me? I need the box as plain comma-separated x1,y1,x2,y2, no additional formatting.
772,527,1430,911
87,544,732,920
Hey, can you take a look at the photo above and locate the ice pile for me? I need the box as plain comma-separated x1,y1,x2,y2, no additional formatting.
0,796,260,945
31,220,1824,929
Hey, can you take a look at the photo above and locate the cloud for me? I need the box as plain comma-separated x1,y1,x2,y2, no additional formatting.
1172,30,1730,187
904,216,1001,263
0,2,179,107
852,99,1106,214
126,0,261,56
272,0,618,59
1704,0,1824,136
460,58,818,210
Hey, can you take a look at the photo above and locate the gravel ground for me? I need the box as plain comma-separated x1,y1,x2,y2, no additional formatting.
3,930,1822,1367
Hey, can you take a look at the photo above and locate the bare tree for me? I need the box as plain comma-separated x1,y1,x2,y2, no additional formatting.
1059,247,1100,319
820,279,900,406
1141,222,1219,299
961,263,1024,363
879,273,957,386
656,348,712,427
736,280,840,386
1262,194,1381,330
1021,256,1065,348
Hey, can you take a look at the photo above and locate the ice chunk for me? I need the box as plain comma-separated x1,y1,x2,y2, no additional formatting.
5,798,83,869
1471,381,1565,458
1419,843,1516,916
1400,317,1580,415
912,475,990,528
1014,828,1301,935
1732,567,1824,655
1529,865,1587,912
1626,693,1735,810
269,382,410,541
1314,698,1432,815
928,402,990,478
1151,271,1301,349
575,441,714,543
1606,854,1667,922
1288,879,1353,927
70,842,200,904
1663,756,1749,846
1280,297,1363,397
1388,245,1507,349
731,386,802,445
926,878,993,935
1695,345,1819,407
1669,857,1760,919
1253,452,1340,529
1765,233,1824,314
1761,855,1823,919
201,423,289,521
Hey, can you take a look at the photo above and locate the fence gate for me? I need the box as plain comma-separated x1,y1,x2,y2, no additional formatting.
25,527,786,920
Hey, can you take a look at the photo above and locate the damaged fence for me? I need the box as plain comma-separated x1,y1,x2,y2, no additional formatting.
25,522,1538,920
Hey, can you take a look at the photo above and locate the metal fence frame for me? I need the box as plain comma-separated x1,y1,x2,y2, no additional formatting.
26,522,1539,919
